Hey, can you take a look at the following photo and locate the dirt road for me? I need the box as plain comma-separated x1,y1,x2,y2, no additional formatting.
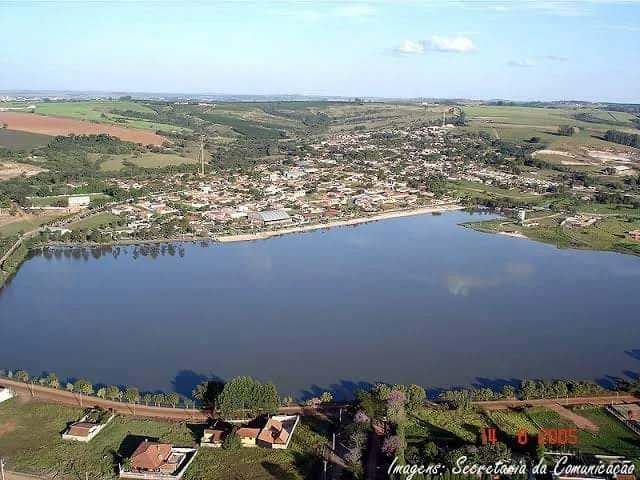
475,394,637,410
2,378,210,422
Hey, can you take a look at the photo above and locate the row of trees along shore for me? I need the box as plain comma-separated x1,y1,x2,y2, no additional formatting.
2,369,636,417
0,369,334,418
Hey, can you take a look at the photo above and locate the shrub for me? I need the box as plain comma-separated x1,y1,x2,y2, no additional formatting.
223,432,241,451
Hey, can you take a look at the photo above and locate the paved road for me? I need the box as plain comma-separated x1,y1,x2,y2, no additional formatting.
365,421,386,480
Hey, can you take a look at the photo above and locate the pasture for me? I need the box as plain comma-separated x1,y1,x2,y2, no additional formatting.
0,128,50,149
98,152,198,171
29,101,189,134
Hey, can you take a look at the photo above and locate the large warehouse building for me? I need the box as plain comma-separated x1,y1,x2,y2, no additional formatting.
248,209,292,226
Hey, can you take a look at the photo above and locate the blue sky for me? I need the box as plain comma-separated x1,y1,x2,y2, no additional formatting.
1,0,639,101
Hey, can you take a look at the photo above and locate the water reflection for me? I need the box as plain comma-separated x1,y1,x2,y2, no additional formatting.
3,212,640,398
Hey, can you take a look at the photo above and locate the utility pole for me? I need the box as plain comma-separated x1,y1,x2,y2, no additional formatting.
1,457,5,480
442,111,445,127
199,135,205,177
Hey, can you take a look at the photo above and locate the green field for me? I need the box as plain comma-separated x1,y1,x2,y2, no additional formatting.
0,399,193,478
0,128,51,149
98,152,198,171
0,214,65,236
29,101,191,133
467,214,640,256
464,105,640,149
184,422,326,480
68,212,120,230
407,407,490,446
0,398,327,480
525,406,640,458
449,179,548,204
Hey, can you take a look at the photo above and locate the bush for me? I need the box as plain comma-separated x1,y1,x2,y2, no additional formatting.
223,432,241,451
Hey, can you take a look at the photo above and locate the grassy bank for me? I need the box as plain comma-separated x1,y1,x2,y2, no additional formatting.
465,214,640,256
0,398,326,480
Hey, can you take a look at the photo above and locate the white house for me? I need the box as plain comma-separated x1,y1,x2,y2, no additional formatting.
68,195,91,207
0,386,15,403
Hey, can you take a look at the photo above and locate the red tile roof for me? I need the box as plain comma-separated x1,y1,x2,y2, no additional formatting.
130,441,172,471
257,418,289,445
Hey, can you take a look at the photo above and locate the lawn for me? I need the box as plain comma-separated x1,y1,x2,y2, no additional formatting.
572,407,640,457
184,422,326,480
68,212,121,230
0,398,195,479
0,213,65,236
524,406,640,459
485,409,540,437
0,398,327,480
99,152,198,171
407,407,490,446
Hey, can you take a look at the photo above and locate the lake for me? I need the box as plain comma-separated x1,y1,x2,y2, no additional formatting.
1,212,639,400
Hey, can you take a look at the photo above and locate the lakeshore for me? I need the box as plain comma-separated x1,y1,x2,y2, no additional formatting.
216,203,464,243
2,212,639,397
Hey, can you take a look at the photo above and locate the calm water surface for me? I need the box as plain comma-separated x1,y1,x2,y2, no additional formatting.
2,212,640,399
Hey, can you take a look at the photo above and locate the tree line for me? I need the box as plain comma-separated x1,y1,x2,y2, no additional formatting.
604,129,640,148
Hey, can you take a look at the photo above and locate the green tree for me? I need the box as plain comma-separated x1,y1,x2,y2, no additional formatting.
73,379,94,408
124,387,140,404
45,372,60,389
14,370,29,382
320,391,334,403
153,393,166,406
96,387,107,399
405,384,426,413
166,392,179,407
222,432,241,451
142,393,153,405
105,385,122,401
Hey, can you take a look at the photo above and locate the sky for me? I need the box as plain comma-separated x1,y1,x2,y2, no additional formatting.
1,0,639,102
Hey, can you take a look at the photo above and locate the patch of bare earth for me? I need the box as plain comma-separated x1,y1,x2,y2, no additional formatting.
0,419,17,435
547,403,599,432
0,112,166,146
0,162,46,181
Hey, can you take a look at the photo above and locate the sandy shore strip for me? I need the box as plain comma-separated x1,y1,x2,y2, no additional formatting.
216,204,464,243
496,231,528,239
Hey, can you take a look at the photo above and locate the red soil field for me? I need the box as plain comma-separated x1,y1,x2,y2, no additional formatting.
0,112,166,145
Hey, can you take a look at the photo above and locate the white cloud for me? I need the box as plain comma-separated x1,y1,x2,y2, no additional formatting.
544,54,569,61
429,35,477,53
507,59,537,67
394,40,425,55
393,35,477,55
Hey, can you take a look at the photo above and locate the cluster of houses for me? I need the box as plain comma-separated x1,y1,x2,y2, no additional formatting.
57,406,300,480
64,122,569,240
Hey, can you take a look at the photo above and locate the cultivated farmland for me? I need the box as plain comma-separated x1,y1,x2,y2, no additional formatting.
0,112,166,145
